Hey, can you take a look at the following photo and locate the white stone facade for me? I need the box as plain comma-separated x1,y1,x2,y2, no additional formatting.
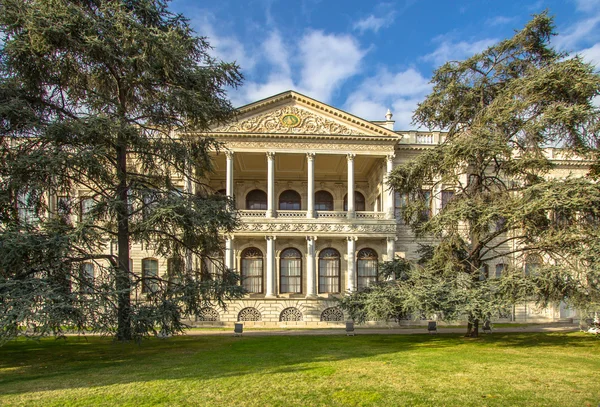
107,91,588,326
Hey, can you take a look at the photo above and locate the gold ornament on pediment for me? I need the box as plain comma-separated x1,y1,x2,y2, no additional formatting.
280,114,300,128
215,106,363,135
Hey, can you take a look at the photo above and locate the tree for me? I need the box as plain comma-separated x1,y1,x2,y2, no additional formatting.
340,13,600,337
0,0,245,343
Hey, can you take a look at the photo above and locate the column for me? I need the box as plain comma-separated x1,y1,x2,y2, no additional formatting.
347,153,355,219
387,237,396,280
225,236,234,270
385,154,395,219
265,236,276,297
225,150,234,199
266,152,275,218
306,236,317,298
307,153,315,219
346,236,357,292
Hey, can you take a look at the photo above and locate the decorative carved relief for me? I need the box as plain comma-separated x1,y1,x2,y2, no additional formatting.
197,307,220,322
279,307,303,322
216,106,363,135
222,140,395,152
237,222,397,234
320,307,345,322
238,307,262,321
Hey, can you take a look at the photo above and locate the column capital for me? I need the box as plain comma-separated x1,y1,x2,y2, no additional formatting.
306,236,318,242
306,152,316,160
266,151,276,160
346,153,356,161
386,153,396,162
224,234,236,240
225,150,234,159
346,236,358,242
265,235,277,241
387,236,398,242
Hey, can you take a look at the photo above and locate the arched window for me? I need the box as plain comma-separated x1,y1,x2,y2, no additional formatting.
315,190,334,211
495,263,507,278
142,258,159,293
246,189,267,210
525,255,542,276
280,248,302,293
344,192,366,211
279,190,301,210
241,248,263,293
357,248,378,290
319,248,340,294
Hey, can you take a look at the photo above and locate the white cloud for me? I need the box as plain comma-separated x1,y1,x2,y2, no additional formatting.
579,43,600,67
554,15,600,51
486,15,517,26
353,14,395,34
262,31,291,76
185,13,257,72
574,0,600,12
227,30,367,107
344,68,431,129
297,31,367,101
422,38,497,66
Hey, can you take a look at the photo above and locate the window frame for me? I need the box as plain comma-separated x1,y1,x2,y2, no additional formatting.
315,190,334,211
241,247,264,294
278,190,301,210
246,189,268,210
343,192,366,211
318,248,341,294
357,248,378,290
142,258,159,294
279,248,302,294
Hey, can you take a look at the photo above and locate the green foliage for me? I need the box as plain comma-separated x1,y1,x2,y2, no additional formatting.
0,0,244,342
341,13,600,335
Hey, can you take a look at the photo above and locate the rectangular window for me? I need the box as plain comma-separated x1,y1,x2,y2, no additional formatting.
441,190,454,210
142,259,159,293
17,191,39,224
79,263,94,294
495,263,506,278
167,257,184,286
357,260,378,290
80,197,95,221
242,258,263,293
394,191,407,221
281,258,302,293
421,190,432,221
318,259,340,293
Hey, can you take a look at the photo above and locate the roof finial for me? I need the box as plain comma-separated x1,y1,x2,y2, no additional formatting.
385,109,393,121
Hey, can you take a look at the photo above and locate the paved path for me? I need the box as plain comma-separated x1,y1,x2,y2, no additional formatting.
184,324,580,337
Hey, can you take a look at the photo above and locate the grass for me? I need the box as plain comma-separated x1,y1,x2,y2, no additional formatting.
0,332,599,407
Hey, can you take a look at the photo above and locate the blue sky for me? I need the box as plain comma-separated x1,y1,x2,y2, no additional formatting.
170,0,600,130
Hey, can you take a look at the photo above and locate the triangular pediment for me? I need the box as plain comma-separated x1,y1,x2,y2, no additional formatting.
211,91,398,138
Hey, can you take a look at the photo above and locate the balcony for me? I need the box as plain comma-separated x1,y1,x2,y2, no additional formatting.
235,210,397,237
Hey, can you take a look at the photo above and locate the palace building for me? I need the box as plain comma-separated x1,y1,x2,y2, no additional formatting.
161,90,581,327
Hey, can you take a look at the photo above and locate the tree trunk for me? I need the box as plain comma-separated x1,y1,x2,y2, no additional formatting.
465,321,473,337
471,319,479,338
115,142,132,341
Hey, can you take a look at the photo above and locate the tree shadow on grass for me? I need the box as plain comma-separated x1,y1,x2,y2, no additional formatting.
0,332,596,397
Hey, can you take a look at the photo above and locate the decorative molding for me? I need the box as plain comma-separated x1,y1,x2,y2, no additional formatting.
216,106,364,136
217,139,396,153
236,221,396,235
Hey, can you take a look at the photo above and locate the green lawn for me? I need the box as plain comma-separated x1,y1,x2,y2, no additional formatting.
1,332,599,406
